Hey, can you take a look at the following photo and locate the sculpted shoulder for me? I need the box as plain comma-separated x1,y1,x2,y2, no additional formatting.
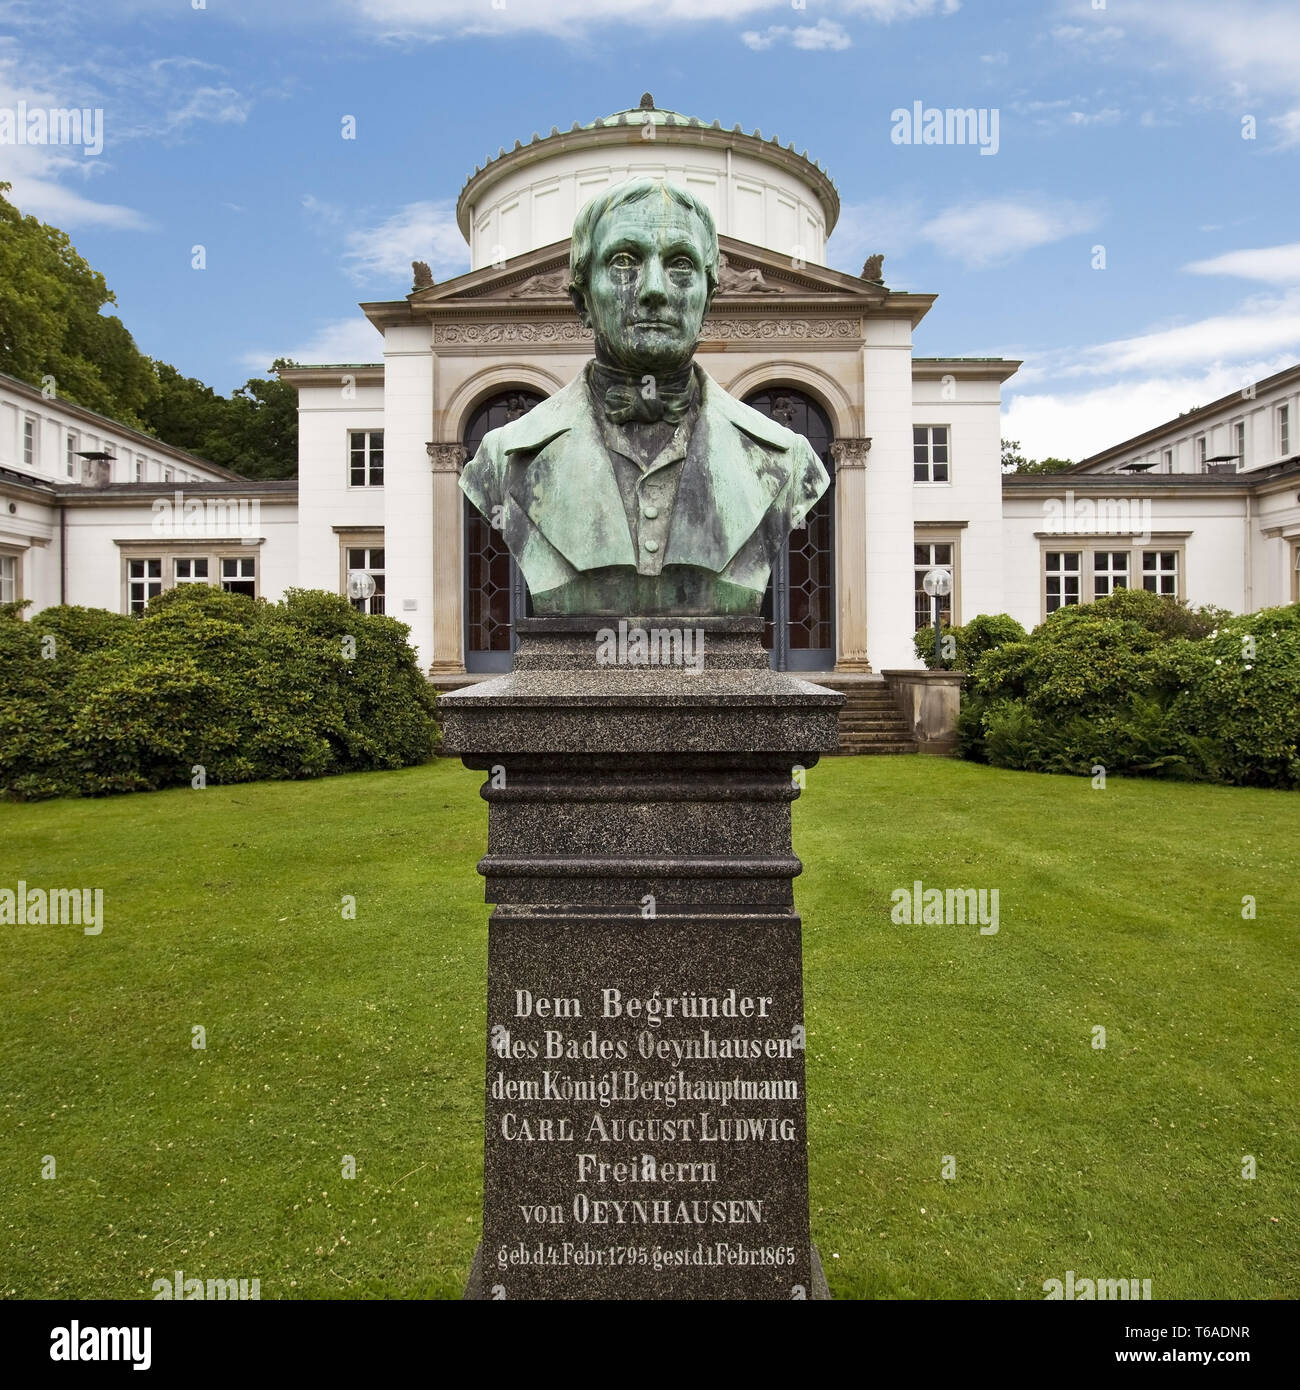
492,377,588,458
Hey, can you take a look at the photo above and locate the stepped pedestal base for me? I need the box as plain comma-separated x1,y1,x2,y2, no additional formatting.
439,618,842,1300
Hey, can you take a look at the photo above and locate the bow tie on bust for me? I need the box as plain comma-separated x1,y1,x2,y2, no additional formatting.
591,362,698,427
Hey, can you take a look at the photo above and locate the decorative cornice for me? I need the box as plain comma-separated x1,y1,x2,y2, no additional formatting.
830,438,871,469
706,317,859,342
427,442,469,472
431,315,863,349
434,321,592,345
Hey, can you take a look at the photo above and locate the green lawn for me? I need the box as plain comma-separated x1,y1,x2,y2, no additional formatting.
1,758,1296,1299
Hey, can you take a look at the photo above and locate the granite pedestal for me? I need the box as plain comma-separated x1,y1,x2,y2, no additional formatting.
440,617,842,1300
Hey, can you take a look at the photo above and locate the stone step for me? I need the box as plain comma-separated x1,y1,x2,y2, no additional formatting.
835,740,918,755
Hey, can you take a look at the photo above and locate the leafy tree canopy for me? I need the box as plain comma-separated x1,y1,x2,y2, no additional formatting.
1001,438,1075,475
0,183,297,477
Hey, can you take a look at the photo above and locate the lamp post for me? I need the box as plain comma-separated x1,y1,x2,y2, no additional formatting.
922,566,953,667
346,570,376,610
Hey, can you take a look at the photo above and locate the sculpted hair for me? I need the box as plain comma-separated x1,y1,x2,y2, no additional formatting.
568,179,719,319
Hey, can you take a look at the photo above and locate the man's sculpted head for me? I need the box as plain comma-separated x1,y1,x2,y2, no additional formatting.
569,180,718,375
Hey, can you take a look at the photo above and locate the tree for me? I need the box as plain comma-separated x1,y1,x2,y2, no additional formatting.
0,182,298,476
1001,438,1075,475
0,181,152,424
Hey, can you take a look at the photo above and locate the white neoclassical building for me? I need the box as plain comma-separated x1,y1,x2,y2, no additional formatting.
3,95,1298,688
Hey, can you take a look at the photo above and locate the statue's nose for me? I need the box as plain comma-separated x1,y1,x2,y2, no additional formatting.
639,256,668,305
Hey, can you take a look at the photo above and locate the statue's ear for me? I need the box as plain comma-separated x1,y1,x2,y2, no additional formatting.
569,287,591,326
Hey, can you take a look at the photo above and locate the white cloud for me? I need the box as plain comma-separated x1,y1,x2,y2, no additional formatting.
1004,356,1298,463
1057,291,1300,376
1110,1,1300,145
350,0,958,40
1184,243,1300,285
741,19,852,51
168,86,252,128
305,196,469,286
0,36,257,227
241,315,383,371
1050,23,1124,46
0,53,148,227
1269,108,1300,148
1065,107,1121,126
919,197,1099,269
1,173,149,229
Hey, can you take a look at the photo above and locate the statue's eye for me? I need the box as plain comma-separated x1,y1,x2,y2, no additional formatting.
668,257,696,275
609,252,638,271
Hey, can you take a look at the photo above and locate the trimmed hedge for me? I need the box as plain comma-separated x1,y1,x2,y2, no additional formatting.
0,586,439,800
959,589,1300,788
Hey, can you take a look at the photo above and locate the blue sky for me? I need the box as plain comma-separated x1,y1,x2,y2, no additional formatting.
2,0,1298,460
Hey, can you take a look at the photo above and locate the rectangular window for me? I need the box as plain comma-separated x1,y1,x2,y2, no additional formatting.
128,559,162,614
66,431,79,478
1233,419,1246,469
346,545,386,615
349,430,384,487
1280,403,1291,456
220,556,256,597
1142,550,1178,597
163,466,174,482
134,455,146,482
1194,434,1207,470
0,554,17,604
913,541,953,629
22,416,36,468
1045,551,1081,614
1161,448,1173,472
913,426,950,483
174,557,209,584
1094,550,1129,597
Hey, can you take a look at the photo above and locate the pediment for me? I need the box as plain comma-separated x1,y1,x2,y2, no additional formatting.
409,234,887,309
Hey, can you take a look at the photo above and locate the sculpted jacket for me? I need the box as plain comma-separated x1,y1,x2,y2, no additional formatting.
459,365,830,616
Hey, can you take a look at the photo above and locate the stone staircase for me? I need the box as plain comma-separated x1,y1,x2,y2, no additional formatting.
817,676,917,755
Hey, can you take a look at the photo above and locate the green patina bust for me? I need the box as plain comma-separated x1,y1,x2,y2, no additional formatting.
459,178,830,616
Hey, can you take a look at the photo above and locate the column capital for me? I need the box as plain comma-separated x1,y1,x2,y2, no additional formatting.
427,442,468,473
831,437,871,469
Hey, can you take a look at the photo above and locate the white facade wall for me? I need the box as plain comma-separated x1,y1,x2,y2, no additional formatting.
294,378,386,594
58,498,300,611
1001,490,1256,631
381,325,436,668
912,374,1006,628
863,320,916,671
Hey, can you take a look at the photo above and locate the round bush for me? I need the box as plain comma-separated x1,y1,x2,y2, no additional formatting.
0,586,439,800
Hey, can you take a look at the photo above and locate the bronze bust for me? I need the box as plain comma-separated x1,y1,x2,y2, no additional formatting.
459,178,829,616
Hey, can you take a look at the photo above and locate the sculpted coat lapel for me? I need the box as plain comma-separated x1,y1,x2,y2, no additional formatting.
459,367,830,614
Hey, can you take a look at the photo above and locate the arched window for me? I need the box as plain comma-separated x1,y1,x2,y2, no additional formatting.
462,390,544,671
743,388,835,670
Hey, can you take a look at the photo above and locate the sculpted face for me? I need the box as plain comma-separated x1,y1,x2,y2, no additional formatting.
584,197,711,374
